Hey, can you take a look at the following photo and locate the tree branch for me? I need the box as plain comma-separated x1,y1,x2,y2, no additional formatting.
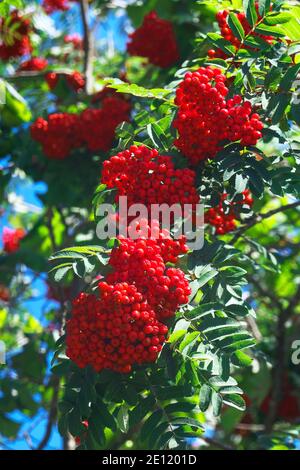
230,200,300,244
79,0,94,94
36,376,60,450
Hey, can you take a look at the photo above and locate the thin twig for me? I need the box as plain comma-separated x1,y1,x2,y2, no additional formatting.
36,376,60,450
79,0,94,94
230,201,300,244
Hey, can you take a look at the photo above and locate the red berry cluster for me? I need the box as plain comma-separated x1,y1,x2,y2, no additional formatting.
30,113,80,159
127,11,179,68
45,71,85,93
30,95,131,159
173,66,263,164
2,227,25,253
66,220,190,372
205,190,253,234
42,0,77,14
66,284,169,373
107,221,191,320
0,285,10,302
79,96,131,152
0,11,32,61
101,145,199,210
64,34,83,50
18,57,48,72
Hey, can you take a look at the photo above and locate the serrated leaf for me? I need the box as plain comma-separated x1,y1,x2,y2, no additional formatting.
228,13,245,41
257,0,271,16
212,392,223,416
280,64,300,91
264,12,292,25
185,302,223,321
168,329,186,344
116,404,129,433
171,417,203,430
243,0,258,27
199,384,212,411
101,78,172,100
207,33,236,56
141,409,164,443
178,331,199,353
50,264,72,282
222,394,246,411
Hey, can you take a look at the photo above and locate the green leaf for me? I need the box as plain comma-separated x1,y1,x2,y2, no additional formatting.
264,12,292,25
116,404,129,433
95,402,116,431
206,33,236,56
185,302,223,321
280,64,300,91
228,13,245,41
101,78,172,101
49,245,108,261
268,94,291,125
224,304,249,317
141,410,163,442
194,264,218,288
167,329,186,343
51,361,70,377
178,331,199,353
171,417,203,430
233,350,253,366
199,384,212,411
68,408,85,436
164,402,196,414
212,391,223,416
219,386,243,395
222,394,246,411
255,24,285,37
58,413,69,436
243,0,258,27
257,0,271,16
220,355,230,381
